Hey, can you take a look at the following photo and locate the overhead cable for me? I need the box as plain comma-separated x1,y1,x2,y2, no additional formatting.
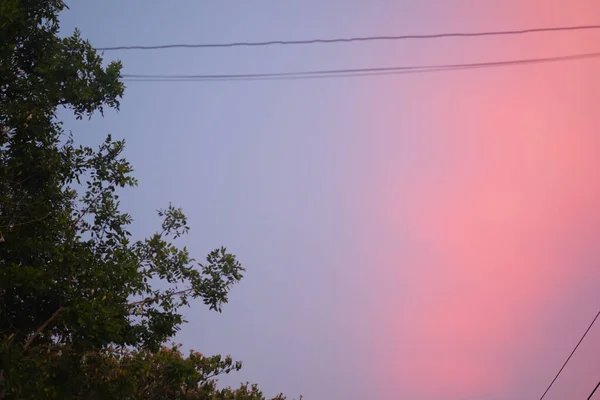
98,24,600,51
122,51,600,82
539,310,600,400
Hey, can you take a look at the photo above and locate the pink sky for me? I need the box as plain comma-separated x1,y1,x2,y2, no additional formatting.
366,1,600,398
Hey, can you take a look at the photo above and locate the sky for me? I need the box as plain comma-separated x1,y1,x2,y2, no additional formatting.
59,1,600,399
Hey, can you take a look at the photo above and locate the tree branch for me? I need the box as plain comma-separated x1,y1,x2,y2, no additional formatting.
23,305,63,350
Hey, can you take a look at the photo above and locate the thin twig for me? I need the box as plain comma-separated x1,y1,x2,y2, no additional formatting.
72,186,111,227
3,333,15,346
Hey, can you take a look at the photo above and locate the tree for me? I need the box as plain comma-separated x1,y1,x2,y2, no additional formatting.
5,343,292,399
0,1,294,398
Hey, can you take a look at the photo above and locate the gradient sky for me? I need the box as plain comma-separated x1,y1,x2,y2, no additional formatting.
59,1,600,399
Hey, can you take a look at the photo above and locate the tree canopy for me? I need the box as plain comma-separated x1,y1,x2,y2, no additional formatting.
0,1,294,399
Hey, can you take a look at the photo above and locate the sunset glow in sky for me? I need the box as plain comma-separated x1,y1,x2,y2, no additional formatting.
61,1,600,399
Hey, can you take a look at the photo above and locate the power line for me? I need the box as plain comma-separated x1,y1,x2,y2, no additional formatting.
98,24,600,51
124,67,475,83
539,310,600,400
588,381,600,400
124,51,600,79
122,51,600,82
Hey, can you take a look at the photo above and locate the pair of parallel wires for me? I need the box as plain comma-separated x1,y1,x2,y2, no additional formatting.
95,24,600,82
